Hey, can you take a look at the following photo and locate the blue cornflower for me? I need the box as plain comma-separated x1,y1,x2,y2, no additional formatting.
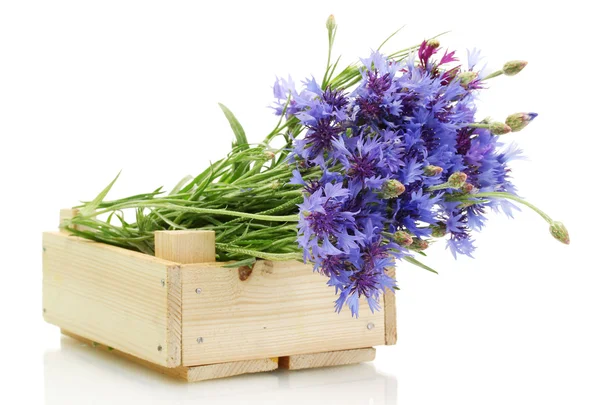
334,226,396,317
333,134,387,188
284,45,528,314
298,183,360,261
295,118,344,164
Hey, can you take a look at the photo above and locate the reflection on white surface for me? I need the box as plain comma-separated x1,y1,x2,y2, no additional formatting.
44,335,397,405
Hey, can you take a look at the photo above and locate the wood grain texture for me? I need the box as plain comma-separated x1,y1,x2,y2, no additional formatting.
155,230,216,263
155,230,218,367
181,260,386,366
279,347,376,370
43,232,177,367
62,330,277,382
384,267,397,345
186,358,278,382
166,265,182,367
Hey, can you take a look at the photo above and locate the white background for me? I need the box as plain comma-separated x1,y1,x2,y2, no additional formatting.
1,1,598,404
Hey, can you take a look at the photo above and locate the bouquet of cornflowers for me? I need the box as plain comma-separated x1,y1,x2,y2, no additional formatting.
65,17,569,317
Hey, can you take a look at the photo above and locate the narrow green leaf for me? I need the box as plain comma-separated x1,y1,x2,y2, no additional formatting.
377,25,406,52
218,103,248,150
79,171,121,217
324,55,342,86
404,256,438,274
169,175,192,196
150,209,186,230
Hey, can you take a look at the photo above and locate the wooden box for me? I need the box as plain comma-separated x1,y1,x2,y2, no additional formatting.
42,209,397,382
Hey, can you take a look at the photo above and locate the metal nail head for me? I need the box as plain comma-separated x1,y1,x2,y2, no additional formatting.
197,337,204,344
367,322,375,330
195,288,202,294
161,279,165,287
157,345,163,352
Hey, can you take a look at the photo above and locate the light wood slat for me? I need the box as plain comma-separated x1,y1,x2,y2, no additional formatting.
43,232,177,367
384,266,397,345
279,347,376,370
181,260,386,366
62,330,277,382
155,230,216,263
186,358,278,382
155,230,218,368
166,265,182,367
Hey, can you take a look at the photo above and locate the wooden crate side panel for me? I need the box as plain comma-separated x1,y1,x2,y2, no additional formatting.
181,260,386,366
43,232,177,367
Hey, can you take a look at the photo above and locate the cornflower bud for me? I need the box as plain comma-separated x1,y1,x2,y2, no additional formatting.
502,60,528,76
490,122,512,135
326,15,336,31
549,221,570,245
380,179,406,199
448,172,468,189
431,223,447,238
461,183,476,194
264,151,276,160
410,238,429,251
426,38,440,49
423,165,443,176
427,171,468,192
457,71,478,88
392,230,413,247
505,112,538,132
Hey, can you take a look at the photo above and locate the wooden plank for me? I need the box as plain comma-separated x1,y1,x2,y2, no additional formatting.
155,230,216,263
181,260,386,366
279,347,376,370
62,330,277,382
154,230,218,368
384,266,397,345
186,358,278,382
166,265,182,367
43,232,177,367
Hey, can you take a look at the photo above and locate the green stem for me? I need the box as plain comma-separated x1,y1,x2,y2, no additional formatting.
216,244,302,261
468,123,491,129
482,70,503,80
469,192,554,224
90,202,299,222
427,182,456,191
